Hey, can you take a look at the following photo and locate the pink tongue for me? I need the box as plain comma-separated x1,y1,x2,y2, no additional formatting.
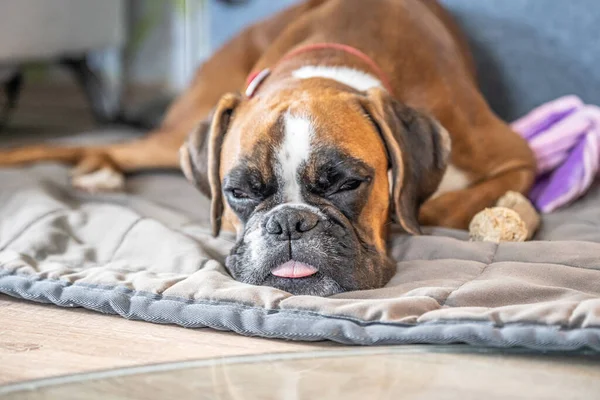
272,261,318,278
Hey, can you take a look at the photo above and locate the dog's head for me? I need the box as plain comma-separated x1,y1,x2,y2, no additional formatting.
180,84,449,296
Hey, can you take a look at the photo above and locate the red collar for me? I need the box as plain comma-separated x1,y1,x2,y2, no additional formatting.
245,42,394,97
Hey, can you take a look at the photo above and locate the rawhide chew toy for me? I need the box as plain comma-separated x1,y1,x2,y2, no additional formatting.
469,191,540,243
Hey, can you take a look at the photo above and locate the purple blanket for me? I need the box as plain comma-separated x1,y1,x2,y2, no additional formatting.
511,96,600,213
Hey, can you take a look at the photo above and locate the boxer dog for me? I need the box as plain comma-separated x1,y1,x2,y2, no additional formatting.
0,0,535,296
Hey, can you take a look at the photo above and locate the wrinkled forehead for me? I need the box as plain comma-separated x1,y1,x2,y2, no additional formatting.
221,94,389,180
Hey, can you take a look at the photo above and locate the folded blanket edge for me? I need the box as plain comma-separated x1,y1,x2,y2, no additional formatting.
2,272,599,351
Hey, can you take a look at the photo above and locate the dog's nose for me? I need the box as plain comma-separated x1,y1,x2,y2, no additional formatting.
265,209,320,240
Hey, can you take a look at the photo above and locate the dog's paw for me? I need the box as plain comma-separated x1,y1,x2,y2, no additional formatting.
71,167,125,193
469,207,527,243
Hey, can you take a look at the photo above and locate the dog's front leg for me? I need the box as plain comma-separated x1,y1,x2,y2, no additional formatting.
419,167,535,232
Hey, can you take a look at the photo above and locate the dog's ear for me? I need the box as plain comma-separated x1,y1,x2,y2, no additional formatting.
360,88,450,235
180,93,241,237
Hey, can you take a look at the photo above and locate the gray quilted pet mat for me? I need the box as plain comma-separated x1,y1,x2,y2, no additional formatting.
1,151,600,350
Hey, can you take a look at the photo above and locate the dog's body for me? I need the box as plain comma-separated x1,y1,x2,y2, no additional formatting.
0,0,535,295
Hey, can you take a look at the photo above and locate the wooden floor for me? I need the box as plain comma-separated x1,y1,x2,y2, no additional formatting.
2,300,599,399
3,81,163,137
0,296,336,385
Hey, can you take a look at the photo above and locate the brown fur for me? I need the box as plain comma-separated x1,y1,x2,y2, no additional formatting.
0,0,535,235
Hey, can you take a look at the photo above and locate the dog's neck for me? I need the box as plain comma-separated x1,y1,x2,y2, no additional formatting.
245,43,392,97
291,65,382,92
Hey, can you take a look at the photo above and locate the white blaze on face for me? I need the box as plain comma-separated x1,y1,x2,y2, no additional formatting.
277,114,314,203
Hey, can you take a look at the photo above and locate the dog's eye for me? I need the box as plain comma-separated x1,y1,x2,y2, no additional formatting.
337,179,363,192
230,188,250,199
